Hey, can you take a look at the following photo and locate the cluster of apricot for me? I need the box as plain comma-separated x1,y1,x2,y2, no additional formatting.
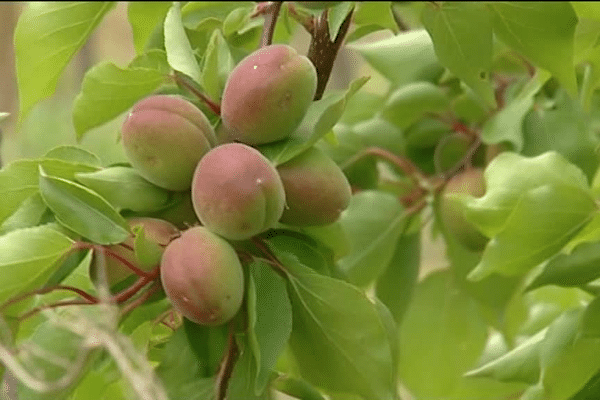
100,44,351,326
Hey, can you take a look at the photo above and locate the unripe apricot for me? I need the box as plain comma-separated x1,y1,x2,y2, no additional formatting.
220,44,317,145
191,143,286,240
277,147,351,226
122,95,216,191
440,168,489,252
90,218,179,289
160,226,244,326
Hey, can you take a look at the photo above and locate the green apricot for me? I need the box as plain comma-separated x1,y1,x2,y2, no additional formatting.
160,226,244,326
440,168,489,252
121,95,216,191
90,218,179,289
220,44,317,145
191,143,286,240
277,147,351,226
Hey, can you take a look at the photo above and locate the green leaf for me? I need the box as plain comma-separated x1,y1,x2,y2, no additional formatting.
348,29,442,86
351,2,398,40
181,2,252,28
14,2,116,122
527,241,600,291
487,2,578,96
327,2,354,40
464,328,546,384
569,368,600,400
164,2,202,83
132,225,163,269
0,193,48,235
381,81,450,129
465,152,593,239
280,252,396,399
258,76,369,166
248,262,292,393
44,146,102,167
482,70,551,151
422,2,496,108
127,2,171,54
469,183,596,281
200,29,234,102
581,295,600,337
0,225,73,305
375,232,420,324
399,269,488,398
337,191,407,287
75,166,171,212
39,166,130,245
227,334,264,400
72,50,169,139
271,375,327,400
266,232,333,276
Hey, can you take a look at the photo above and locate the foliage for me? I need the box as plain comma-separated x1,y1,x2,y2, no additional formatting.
3,2,600,400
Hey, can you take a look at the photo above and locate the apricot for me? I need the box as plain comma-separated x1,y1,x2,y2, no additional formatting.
439,168,489,252
90,217,179,289
191,143,286,240
121,95,216,191
277,147,351,226
220,44,317,145
160,226,244,326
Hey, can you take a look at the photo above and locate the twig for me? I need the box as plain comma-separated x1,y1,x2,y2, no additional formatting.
215,321,239,400
120,282,162,317
172,72,221,116
254,2,283,47
307,7,354,100
18,299,95,322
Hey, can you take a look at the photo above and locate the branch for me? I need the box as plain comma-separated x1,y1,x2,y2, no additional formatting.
215,321,239,400
253,2,283,47
307,7,354,100
172,72,221,116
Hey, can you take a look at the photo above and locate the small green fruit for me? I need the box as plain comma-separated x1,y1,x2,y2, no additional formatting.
160,226,244,326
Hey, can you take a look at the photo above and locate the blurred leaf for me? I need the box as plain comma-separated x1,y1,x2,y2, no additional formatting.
422,2,496,107
164,2,202,83
351,1,398,40
72,50,169,139
259,76,369,166
527,241,600,291
281,252,396,399
464,328,546,384
581,295,600,337
75,167,171,212
337,191,406,287
399,269,488,398
200,29,234,102
348,29,442,87
248,262,292,393
44,146,102,167
0,193,48,235
487,2,578,96
181,2,252,28
375,232,420,325
227,333,264,400
127,2,171,54
569,368,600,400
14,2,116,122
468,183,596,281
382,81,450,129
465,152,593,239
328,2,354,40
272,375,327,400
39,166,130,245
482,70,551,151
0,225,73,305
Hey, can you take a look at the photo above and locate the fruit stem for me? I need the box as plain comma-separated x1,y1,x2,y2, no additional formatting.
254,1,283,47
306,7,354,100
172,72,221,116
215,321,239,400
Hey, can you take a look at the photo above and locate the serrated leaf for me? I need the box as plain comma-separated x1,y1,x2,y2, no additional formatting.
487,2,578,96
75,166,171,212
0,225,73,305
422,2,496,107
276,249,395,399
482,70,551,151
468,183,596,281
164,2,202,83
348,29,441,86
399,269,488,398
337,191,407,287
15,2,116,122
44,146,102,167
72,51,169,139
259,76,369,166
39,166,130,245
248,262,292,394
127,2,171,54
200,29,234,102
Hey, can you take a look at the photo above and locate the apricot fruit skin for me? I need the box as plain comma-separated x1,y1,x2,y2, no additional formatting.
440,168,489,252
191,143,286,240
160,226,244,326
220,44,317,145
121,95,216,191
90,218,179,289
277,147,352,226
